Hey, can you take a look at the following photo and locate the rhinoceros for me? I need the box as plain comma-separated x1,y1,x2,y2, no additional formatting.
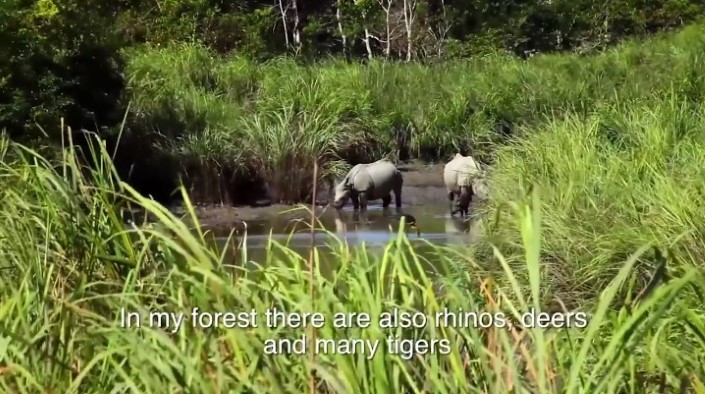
443,153,486,217
331,159,403,211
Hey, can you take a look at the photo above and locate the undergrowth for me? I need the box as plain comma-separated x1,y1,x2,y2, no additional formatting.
0,128,704,393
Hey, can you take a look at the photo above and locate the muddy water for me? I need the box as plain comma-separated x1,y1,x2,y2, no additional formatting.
206,187,483,275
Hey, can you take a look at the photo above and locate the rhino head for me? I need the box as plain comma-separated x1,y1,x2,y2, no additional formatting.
331,180,351,210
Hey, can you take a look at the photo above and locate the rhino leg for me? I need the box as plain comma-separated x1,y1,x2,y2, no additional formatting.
448,192,455,216
351,191,360,210
391,171,403,208
358,191,369,211
451,203,465,217
393,184,402,208
457,186,472,217
382,194,392,208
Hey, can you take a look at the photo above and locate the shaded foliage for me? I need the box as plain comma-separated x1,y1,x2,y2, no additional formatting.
3,0,703,136
0,0,126,138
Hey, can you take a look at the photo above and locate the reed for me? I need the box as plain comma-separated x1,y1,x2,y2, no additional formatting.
0,127,703,392
121,23,705,203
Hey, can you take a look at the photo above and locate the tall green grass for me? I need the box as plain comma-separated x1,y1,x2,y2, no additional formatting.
475,94,705,309
121,23,705,203
3,21,705,392
1,128,705,392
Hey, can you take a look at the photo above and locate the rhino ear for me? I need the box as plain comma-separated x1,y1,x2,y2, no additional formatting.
454,153,463,159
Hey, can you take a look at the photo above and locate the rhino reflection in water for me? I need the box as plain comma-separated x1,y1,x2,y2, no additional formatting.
334,215,346,233
333,210,419,237
444,216,483,245
334,211,367,235
445,217,466,234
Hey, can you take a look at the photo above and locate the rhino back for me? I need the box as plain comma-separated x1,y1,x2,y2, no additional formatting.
444,155,481,189
443,160,459,191
353,161,399,198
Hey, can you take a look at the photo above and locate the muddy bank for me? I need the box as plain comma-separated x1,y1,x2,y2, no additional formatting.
187,162,449,229
397,162,446,187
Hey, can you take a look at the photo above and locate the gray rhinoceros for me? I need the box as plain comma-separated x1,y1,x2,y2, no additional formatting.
443,153,486,217
331,159,403,211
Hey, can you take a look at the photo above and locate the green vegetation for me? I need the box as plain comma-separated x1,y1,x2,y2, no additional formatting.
475,93,705,306
123,22,705,203
4,0,705,391
3,0,705,203
1,132,704,392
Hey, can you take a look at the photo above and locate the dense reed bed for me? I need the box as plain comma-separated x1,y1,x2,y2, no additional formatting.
470,95,705,308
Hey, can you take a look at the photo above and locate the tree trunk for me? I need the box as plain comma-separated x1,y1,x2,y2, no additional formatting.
377,0,392,58
363,25,374,59
278,0,290,48
385,3,391,58
292,0,301,47
403,0,416,61
336,0,347,56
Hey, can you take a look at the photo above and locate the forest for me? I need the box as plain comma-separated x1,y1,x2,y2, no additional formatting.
2,0,705,392
3,0,705,203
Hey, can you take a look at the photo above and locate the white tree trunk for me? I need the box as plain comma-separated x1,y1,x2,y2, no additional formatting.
377,0,392,58
278,0,290,48
386,10,391,58
363,25,374,59
402,0,416,61
336,0,348,56
292,0,301,47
